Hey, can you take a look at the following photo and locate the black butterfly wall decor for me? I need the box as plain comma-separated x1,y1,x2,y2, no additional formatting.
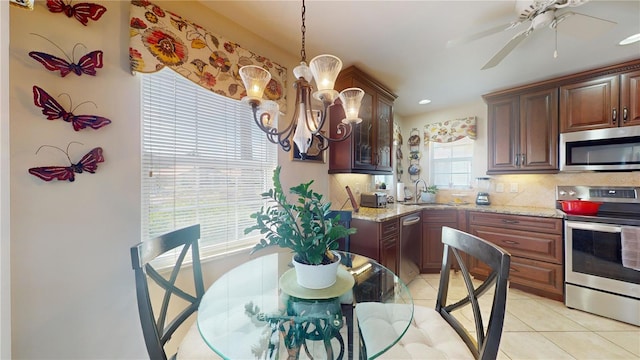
29,143,104,182
33,86,111,131
28,34,103,77
46,0,107,26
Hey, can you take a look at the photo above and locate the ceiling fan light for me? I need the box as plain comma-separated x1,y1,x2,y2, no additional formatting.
619,33,640,46
239,65,271,101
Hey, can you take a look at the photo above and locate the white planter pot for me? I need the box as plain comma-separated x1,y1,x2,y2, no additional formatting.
292,252,341,289
420,192,436,203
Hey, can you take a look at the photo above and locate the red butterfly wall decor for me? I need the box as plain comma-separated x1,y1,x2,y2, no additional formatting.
29,143,104,182
46,0,107,26
33,86,111,131
29,34,103,77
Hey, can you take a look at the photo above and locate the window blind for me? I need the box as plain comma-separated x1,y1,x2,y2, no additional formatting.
141,68,277,257
430,137,473,189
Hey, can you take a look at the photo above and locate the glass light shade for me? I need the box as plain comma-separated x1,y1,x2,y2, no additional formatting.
309,54,342,91
239,65,271,100
292,104,322,156
293,61,313,82
258,100,279,129
339,88,364,124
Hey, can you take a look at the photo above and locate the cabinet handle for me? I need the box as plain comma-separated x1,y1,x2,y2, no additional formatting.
502,219,519,224
515,153,520,166
521,154,526,165
502,240,519,245
612,108,617,124
623,107,628,123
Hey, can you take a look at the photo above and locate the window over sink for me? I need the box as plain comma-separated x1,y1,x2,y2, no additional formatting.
429,137,473,189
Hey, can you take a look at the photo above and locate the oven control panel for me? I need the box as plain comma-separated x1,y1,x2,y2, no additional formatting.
556,186,640,203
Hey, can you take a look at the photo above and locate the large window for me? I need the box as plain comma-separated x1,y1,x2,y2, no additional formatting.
141,68,277,257
429,137,473,189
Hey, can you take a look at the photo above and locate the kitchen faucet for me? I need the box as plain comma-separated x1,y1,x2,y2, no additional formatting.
414,178,427,202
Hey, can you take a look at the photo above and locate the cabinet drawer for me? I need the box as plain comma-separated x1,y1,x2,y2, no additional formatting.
381,219,399,238
422,209,458,223
468,211,562,234
471,256,563,298
469,225,562,264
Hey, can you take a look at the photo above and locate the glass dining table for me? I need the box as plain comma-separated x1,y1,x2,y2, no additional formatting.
197,250,414,360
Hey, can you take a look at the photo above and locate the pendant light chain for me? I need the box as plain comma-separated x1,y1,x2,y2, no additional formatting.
300,0,306,62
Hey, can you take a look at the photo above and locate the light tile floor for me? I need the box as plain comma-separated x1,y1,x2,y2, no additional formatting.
407,273,640,360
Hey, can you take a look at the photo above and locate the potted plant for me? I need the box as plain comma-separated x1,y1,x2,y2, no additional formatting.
420,185,438,203
245,166,356,289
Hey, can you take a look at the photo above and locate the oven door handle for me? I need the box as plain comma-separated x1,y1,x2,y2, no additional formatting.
565,220,621,233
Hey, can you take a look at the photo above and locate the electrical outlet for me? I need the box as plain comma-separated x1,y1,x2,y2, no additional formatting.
496,183,504,193
510,183,518,193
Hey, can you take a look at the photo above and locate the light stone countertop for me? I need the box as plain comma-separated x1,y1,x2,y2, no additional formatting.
347,202,564,222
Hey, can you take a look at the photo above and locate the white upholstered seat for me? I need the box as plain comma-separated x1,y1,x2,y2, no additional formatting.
358,227,511,360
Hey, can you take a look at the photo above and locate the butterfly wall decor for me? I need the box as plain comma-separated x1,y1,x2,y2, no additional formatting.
29,34,103,77
46,0,107,26
29,143,104,182
33,86,111,131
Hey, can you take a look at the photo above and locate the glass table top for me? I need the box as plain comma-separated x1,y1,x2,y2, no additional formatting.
197,251,414,359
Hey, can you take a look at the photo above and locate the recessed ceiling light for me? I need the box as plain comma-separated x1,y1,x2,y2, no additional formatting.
619,33,640,46
418,99,432,105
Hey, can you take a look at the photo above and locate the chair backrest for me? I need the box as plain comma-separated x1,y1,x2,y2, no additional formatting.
437,226,511,360
130,224,203,360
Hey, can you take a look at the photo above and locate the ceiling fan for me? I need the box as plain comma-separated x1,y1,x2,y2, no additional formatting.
448,0,617,70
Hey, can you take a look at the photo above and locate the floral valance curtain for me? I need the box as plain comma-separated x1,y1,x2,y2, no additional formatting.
423,116,477,143
129,0,287,111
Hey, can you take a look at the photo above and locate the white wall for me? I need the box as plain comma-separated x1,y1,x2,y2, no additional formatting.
401,99,488,185
1,1,10,357
8,1,305,358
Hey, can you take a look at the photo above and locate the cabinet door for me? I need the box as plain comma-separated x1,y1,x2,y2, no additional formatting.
375,96,393,172
380,236,398,275
621,70,640,127
560,74,619,132
520,88,558,171
353,80,375,171
421,210,459,273
487,96,519,173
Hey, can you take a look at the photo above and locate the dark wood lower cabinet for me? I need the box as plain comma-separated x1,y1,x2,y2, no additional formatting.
467,211,564,301
421,209,465,273
351,208,564,301
349,217,399,274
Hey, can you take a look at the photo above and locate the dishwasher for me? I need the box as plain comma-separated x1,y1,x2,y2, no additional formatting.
399,212,422,285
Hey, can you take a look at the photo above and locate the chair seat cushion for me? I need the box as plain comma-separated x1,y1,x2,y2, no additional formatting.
176,321,221,360
357,303,474,360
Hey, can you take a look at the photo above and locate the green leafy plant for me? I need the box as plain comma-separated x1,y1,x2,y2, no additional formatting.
425,185,438,194
245,166,357,265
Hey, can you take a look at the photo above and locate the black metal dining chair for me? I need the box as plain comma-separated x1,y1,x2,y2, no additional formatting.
130,224,216,360
357,226,511,359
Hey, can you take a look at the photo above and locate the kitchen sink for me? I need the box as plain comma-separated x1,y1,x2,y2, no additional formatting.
403,202,455,207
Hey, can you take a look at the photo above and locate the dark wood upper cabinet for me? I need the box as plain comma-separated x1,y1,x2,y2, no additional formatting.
621,69,640,127
329,66,397,175
560,68,640,132
486,88,558,174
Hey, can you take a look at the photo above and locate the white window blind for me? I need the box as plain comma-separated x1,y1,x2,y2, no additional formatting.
430,137,474,189
141,68,277,257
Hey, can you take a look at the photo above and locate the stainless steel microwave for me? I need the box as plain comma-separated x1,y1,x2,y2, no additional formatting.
560,125,640,172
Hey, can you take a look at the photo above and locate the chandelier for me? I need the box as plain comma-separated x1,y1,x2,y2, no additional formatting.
239,0,364,159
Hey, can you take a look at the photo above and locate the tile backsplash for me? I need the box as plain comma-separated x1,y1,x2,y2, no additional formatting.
330,172,640,210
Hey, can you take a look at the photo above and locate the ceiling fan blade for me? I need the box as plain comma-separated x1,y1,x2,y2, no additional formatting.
555,11,616,40
481,28,533,70
446,21,521,48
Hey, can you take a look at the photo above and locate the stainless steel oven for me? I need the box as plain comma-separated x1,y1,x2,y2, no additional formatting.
558,186,640,326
